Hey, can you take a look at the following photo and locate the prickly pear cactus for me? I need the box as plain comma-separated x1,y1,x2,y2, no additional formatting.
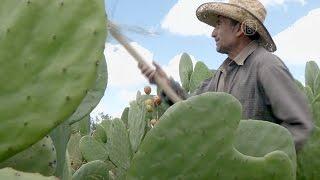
67,132,83,171
297,126,320,180
128,101,146,153
0,0,107,161
108,119,132,170
127,92,295,179
72,160,114,180
0,136,56,176
68,58,108,125
49,120,71,179
121,107,130,128
179,53,193,92
234,120,296,171
79,135,108,162
0,168,57,180
79,115,92,136
314,73,320,96
189,61,214,93
305,61,319,93
92,124,107,143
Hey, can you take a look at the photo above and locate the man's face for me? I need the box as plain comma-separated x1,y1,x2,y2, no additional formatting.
211,16,239,54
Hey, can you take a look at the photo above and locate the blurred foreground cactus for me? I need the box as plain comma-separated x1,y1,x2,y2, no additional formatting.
0,0,107,162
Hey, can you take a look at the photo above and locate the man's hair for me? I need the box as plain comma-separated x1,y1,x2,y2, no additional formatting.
229,18,260,41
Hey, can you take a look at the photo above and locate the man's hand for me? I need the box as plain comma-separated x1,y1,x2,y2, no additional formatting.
138,61,170,85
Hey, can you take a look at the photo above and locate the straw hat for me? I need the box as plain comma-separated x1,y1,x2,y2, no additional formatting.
196,0,276,52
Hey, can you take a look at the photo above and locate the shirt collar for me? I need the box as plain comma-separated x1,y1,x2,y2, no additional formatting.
232,40,258,66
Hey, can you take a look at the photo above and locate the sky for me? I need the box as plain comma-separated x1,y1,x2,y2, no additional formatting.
91,0,320,119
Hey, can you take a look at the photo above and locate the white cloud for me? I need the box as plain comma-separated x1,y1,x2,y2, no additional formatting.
161,0,306,36
161,0,214,36
273,8,320,65
260,0,306,6
105,42,154,87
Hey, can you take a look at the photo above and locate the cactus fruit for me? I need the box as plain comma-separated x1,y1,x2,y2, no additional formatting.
144,86,151,95
79,135,108,162
0,0,107,161
179,53,193,92
127,92,295,179
0,168,57,180
72,160,113,180
144,99,153,107
189,61,214,93
153,95,161,106
0,136,57,176
146,105,153,112
68,57,108,125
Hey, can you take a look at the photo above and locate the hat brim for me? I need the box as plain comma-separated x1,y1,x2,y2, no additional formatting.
196,2,276,52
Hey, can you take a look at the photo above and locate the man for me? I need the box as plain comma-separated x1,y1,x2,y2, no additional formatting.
138,0,313,151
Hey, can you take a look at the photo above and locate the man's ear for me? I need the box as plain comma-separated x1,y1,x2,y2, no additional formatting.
234,22,244,37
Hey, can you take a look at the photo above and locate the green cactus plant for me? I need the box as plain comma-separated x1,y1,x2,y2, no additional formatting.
92,124,107,143
0,0,107,161
127,92,295,179
72,160,114,180
179,53,193,92
108,119,132,170
305,61,319,93
314,73,320,96
296,126,320,180
128,101,147,153
189,61,214,93
0,136,56,176
67,132,83,171
79,135,108,162
234,120,296,172
0,168,57,180
121,107,130,128
68,58,108,125
49,121,71,179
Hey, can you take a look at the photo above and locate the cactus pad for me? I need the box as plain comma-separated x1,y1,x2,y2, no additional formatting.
0,0,106,161
72,160,113,180
0,136,56,176
0,168,57,180
297,126,320,180
79,135,108,162
108,119,132,170
68,57,108,125
67,132,83,171
179,53,193,92
92,124,107,143
234,120,296,171
189,61,213,93
127,92,295,179
128,101,146,153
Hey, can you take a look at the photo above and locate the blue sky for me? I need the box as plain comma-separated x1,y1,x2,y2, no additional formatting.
91,0,320,119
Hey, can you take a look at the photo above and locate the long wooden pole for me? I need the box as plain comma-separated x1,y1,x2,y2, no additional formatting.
108,21,182,103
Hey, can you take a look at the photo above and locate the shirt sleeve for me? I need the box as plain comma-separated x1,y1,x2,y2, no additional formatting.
258,59,314,151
